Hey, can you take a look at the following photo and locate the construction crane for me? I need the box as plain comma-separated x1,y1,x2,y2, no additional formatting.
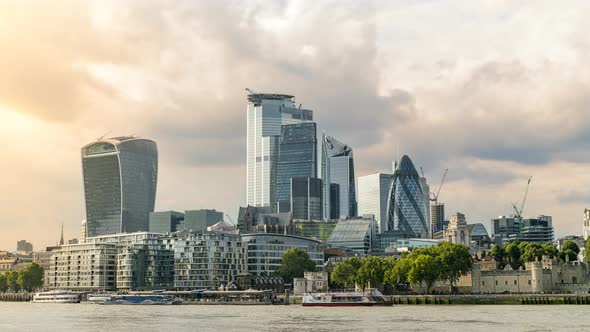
225,214,236,226
512,176,532,219
430,169,448,204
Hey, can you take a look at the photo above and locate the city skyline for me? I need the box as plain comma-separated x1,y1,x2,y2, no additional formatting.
2,1,590,248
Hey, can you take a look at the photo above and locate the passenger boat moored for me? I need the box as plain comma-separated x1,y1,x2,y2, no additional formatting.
100,294,180,305
302,289,392,307
32,290,80,303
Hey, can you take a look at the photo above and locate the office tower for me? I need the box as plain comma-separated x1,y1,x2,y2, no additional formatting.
149,211,185,233
358,173,394,233
82,136,158,237
321,133,357,220
246,93,313,210
419,177,431,236
491,215,522,245
329,184,340,220
290,177,323,221
16,240,33,252
431,203,445,234
584,209,590,240
181,209,224,232
386,155,429,238
276,123,318,212
80,220,87,243
518,215,554,243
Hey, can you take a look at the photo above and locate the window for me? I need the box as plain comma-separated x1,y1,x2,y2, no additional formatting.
514,280,517,285
528,280,531,285
495,280,498,286
505,281,508,285
481,281,485,286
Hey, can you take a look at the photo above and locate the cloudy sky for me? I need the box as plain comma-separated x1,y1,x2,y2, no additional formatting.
1,0,590,249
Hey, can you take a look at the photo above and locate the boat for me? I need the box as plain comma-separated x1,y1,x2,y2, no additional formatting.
86,293,113,303
99,294,180,305
302,289,392,307
32,290,80,303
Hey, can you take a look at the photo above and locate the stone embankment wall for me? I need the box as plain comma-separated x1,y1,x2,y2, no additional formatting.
0,293,33,302
389,294,590,305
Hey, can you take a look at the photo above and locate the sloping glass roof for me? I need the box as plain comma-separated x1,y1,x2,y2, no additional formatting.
468,223,489,237
328,219,371,242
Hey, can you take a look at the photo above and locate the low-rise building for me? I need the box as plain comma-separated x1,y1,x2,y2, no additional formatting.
327,215,376,254
293,271,329,295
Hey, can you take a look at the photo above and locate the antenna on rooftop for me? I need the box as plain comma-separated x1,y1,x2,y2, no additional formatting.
97,130,112,141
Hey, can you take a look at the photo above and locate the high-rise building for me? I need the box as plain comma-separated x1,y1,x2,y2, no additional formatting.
517,216,554,243
329,183,340,220
149,211,185,233
584,209,590,240
246,93,313,210
386,155,429,238
16,240,33,252
81,136,158,237
290,177,323,221
431,203,445,234
276,123,318,212
419,177,431,236
358,173,394,233
491,215,522,244
321,133,357,220
181,209,224,232
80,220,87,244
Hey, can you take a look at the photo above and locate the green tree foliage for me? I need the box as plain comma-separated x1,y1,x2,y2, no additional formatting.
542,243,558,259
356,256,386,291
504,242,521,263
0,274,7,293
384,257,412,289
490,244,505,261
407,254,440,294
6,271,20,292
562,241,580,255
558,250,577,262
277,248,316,284
521,243,546,262
437,242,472,287
17,263,44,292
330,257,362,289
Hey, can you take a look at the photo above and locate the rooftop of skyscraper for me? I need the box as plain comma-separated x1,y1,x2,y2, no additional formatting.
246,93,295,103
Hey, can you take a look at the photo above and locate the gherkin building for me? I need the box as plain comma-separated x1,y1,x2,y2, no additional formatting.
386,155,428,238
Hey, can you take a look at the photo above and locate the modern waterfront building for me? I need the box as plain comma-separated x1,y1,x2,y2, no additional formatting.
163,231,246,290
276,123,318,213
321,133,356,220
293,221,337,241
358,173,393,233
240,233,324,276
431,203,445,234
16,240,33,253
386,155,429,238
584,209,590,240
149,211,185,233
327,215,377,254
246,93,313,210
289,177,323,221
81,136,158,237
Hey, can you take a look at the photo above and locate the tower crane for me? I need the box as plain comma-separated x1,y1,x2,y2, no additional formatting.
430,169,448,204
512,176,532,219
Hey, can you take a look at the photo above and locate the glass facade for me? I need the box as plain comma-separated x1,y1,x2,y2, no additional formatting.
290,177,323,221
386,155,429,238
246,94,313,210
321,133,357,220
82,137,158,237
149,211,185,233
240,233,324,276
180,209,224,232
276,123,318,212
357,173,394,233
327,217,376,254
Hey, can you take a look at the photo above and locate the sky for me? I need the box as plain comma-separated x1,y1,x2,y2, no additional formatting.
1,0,590,250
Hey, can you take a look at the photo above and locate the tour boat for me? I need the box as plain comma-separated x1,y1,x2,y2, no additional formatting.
32,290,80,303
302,289,392,307
86,293,113,303
99,294,180,305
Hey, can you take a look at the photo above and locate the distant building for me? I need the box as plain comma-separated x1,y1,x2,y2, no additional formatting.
444,212,470,247
67,239,79,245
82,136,158,237
276,123,318,213
386,238,442,252
181,209,224,232
491,215,521,245
517,216,554,243
293,271,329,295
419,177,431,236
246,93,313,209
240,233,324,276
149,210,185,233
16,240,33,253
468,223,492,250
237,205,273,233
321,133,357,220
0,251,18,272
386,155,429,238
431,203,445,234
293,221,337,241
289,177,323,221
358,173,394,234
327,215,377,254
329,183,341,220
80,220,87,243
584,209,590,240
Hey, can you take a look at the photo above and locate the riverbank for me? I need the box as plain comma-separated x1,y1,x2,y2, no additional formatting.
0,293,32,302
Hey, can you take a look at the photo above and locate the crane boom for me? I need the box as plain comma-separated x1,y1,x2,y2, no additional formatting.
430,169,448,203
519,176,532,217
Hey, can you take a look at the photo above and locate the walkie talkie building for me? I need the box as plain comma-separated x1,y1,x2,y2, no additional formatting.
81,136,158,237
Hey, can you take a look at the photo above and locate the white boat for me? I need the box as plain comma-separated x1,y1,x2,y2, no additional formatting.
302,289,392,307
32,290,80,303
86,293,113,303
99,294,180,305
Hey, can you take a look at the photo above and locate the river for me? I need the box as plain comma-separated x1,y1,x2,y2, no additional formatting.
0,303,588,331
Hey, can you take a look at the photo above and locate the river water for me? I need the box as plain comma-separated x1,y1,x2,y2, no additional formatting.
1,303,588,331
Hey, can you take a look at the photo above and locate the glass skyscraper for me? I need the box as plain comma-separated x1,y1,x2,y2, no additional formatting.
276,122,318,212
82,136,158,237
358,173,394,233
386,155,429,238
290,177,323,221
321,133,357,220
246,93,313,210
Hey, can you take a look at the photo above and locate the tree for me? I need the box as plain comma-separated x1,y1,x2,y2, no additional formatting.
490,244,505,261
562,241,580,255
504,242,521,264
277,248,316,284
0,274,7,293
18,263,44,292
437,242,472,288
586,237,590,263
542,243,558,259
407,254,440,294
521,243,544,262
7,271,20,292
356,256,385,291
558,249,577,262
330,257,362,289
384,257,412,290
